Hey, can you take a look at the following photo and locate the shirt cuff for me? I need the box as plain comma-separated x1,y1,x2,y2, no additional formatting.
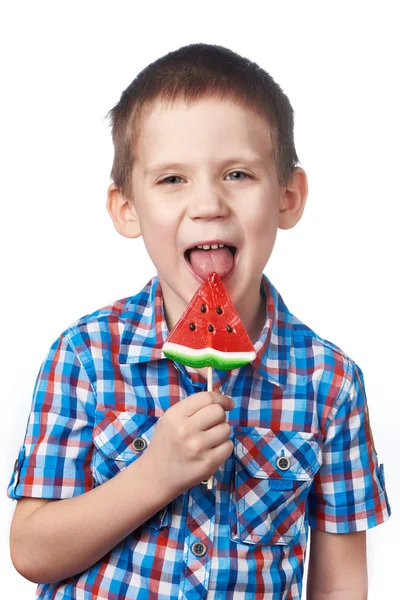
6,444,90,500
308,463,391,534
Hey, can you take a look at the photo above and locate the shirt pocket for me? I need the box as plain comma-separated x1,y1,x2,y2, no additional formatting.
92,409,172,530
229,426,322,546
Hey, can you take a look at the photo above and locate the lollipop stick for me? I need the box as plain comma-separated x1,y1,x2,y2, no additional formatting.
207,365,213,391
206,366,214,489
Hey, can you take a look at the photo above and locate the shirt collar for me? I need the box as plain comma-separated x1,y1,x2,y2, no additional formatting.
118,274,293,389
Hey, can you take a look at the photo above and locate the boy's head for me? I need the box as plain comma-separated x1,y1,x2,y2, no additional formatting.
106,43,307,336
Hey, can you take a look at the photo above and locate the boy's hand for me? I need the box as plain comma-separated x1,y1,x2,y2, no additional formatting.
144,392,234,495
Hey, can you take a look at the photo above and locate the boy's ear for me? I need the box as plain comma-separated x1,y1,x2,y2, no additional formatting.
278,167,308,230
106,183,142,239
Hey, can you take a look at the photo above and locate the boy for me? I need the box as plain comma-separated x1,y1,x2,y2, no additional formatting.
7,43,390,599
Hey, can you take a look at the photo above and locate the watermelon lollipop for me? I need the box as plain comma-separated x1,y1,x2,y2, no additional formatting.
162,271,256,488
162,271,256,369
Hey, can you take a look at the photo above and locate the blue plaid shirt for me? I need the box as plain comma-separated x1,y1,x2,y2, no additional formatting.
7,274,391,599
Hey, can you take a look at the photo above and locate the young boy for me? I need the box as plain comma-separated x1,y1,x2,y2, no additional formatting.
7,43,390,599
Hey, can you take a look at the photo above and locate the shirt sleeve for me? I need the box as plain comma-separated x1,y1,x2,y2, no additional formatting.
308,361,391,533
6,332,97,500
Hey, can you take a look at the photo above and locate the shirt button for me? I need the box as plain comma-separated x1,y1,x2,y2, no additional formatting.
276,456,291,470
191,541,207,557
132,438,147,452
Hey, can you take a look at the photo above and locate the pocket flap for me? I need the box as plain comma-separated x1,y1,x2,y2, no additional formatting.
93,410,159,461
234,426,322,480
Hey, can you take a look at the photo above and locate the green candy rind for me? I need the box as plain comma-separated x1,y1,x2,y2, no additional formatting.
163,349,251,370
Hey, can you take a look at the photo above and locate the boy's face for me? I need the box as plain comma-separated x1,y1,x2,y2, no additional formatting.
108,98,307,334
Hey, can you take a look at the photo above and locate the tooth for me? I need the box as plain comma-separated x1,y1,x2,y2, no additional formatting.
211,244,219,249
218,244,224,248
196,245,203,249
203,244,210,250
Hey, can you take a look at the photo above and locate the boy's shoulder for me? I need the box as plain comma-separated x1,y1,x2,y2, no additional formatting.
62,278,156,337
290,311,353,363
57,278,157,367
60,294,136,343
67,294,135,330
288,309,361,411
268,276,356,370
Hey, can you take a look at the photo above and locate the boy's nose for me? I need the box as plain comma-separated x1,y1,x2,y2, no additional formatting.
186,187,230,220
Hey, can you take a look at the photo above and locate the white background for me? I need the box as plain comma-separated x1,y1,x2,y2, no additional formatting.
1,1,398,598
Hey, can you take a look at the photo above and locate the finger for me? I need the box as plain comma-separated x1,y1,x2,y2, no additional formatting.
201,421,232,449
190,402,230,432
181,391,233,418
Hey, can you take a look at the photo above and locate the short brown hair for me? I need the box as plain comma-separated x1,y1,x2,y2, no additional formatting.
106,43,299,200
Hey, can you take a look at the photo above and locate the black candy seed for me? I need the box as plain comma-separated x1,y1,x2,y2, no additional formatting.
226,325,233,333
200,304,206,312
208,324,214,332
189,323,196,330
216,306,223,314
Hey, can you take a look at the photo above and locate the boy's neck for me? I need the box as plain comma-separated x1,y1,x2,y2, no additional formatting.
247,292,267,344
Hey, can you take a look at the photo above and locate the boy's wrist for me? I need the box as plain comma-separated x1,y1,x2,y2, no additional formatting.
134,449,183,504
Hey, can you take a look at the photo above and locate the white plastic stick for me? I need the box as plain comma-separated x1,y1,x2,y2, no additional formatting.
206,366,214,489
207,365,213,391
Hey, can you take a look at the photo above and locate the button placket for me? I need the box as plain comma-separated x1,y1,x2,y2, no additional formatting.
179,475,216,596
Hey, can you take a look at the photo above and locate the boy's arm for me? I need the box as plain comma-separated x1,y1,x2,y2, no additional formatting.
307,361,390,598
306,528,367,599
10,450,179,585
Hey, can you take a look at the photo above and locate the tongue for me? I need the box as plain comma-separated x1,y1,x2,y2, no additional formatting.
189,247,234,280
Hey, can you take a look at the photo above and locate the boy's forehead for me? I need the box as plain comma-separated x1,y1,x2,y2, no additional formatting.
134,97,273,171
140,96,269,130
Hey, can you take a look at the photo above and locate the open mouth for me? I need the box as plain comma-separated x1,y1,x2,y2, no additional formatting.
184,245,237,261
184,244,238,281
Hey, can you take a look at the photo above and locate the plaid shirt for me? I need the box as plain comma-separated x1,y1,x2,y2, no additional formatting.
7,274,391,599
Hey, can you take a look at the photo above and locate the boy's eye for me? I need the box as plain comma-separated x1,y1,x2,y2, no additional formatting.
159,175,184,185
158,171,251,185
226,171,250,181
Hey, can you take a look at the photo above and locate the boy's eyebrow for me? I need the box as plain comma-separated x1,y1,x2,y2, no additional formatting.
144,155,266,176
